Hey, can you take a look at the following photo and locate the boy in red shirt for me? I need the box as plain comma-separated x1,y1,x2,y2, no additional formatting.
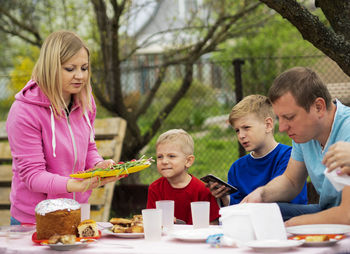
147,129,219,224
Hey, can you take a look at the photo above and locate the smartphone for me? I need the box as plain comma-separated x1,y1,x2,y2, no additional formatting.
200,174,238,195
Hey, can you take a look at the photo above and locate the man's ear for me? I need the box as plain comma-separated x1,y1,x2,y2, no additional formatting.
265,117,274,133
314,97,327,116
185,155,195,168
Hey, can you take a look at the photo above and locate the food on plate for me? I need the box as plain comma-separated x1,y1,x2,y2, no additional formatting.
132,214,143,223
78,219,99,237
70,156,154,179
126,225,144,233
305,235,330,242
110,215,144,233
48,234,76,244
35,198,81,240
109,218,132,227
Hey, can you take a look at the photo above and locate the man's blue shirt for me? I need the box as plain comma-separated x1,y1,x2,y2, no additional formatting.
292,100,350,209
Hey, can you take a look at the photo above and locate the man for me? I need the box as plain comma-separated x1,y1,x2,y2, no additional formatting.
242,67,350,226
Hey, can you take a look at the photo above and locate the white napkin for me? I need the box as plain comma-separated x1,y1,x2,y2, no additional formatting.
324,167,350,192
246,203,287,241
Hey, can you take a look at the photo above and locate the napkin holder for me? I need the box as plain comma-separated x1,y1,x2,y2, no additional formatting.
219,203,287,243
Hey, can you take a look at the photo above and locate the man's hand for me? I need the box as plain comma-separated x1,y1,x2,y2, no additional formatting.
241,187,264,203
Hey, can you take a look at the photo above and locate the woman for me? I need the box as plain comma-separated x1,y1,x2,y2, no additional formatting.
6,30,122,225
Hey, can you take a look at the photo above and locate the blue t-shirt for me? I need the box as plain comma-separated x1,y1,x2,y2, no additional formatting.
228,143,308,205
291,100,350,209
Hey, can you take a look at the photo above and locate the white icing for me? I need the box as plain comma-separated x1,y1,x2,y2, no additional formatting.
35,198,81,215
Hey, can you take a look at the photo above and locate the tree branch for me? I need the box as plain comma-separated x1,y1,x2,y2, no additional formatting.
259,0,350,76
0,5,42,46
135,66,167,118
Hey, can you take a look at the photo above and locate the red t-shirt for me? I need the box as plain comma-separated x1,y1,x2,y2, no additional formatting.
146,175,220,224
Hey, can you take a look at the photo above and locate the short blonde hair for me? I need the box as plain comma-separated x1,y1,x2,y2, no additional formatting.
32,30,92,117
156,129,194,155
228,94,274,126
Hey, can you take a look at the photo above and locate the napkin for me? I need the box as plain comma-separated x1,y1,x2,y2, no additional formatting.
324,167,350,192
245,203,287,241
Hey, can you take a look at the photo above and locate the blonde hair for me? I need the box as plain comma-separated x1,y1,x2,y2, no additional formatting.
156,129,194,155
228,94,274,126
32,30,92,117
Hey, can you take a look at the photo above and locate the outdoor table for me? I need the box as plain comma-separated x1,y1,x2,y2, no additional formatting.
1,224,350,254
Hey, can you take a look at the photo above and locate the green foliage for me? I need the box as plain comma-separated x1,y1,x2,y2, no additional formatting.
212,14,319,96
138,79,227,134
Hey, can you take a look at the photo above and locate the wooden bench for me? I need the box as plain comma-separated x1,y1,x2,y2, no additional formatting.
0,117,126,225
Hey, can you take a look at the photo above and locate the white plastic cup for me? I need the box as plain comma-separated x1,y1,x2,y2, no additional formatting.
80,203,90,221
156,200,174,230
142,209,162,241
191,201,210,228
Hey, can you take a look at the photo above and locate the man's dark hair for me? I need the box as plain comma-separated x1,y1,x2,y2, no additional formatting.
268,67,332,112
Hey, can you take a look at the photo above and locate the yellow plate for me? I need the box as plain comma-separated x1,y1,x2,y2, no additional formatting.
70,164,150,179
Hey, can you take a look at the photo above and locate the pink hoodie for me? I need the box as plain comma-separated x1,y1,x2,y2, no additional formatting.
6,80,103,223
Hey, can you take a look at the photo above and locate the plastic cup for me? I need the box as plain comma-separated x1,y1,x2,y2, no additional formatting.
191,201,209,228
80,203,90,221
156,200,174,230
142,209,162,241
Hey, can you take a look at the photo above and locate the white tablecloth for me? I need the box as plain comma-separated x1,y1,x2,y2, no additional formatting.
1,224,349,254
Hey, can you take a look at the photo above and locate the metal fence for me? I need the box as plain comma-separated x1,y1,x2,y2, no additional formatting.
117,55,350,184
1,55,350,184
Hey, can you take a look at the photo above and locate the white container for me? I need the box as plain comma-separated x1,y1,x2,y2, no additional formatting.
80,203,90,221
156,200,174,230
191,201,210,229
142,209,162,241
219,209,256,243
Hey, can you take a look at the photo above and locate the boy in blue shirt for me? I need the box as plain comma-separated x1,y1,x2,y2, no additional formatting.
209,94,308,206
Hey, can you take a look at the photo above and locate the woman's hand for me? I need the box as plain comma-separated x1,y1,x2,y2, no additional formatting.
323,142,350,175
67,159,126,193
95,159,115,169
67,175,126,193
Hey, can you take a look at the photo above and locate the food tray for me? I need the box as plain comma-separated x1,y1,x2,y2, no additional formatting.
70,164,150,179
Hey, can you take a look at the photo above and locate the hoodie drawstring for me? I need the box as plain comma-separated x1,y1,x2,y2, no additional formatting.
84,112,94,142
49,106,56,157
49,108,93,157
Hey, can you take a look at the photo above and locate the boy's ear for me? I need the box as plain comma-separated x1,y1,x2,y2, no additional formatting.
265,117,274,133
185,155,195,168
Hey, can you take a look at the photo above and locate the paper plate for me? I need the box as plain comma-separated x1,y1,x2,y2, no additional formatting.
289,234,346,247
32,230,101,244
169,227,223,242
245,240,303,252
45,239,96,251
102,228,144,238
286,224,350,235
70,164,150,179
